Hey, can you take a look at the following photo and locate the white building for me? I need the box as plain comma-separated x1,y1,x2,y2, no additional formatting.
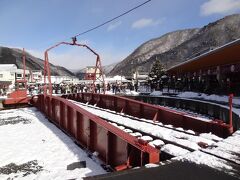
50,76,79,84
30,70,42,83
0,64,17,85
16,69,30,81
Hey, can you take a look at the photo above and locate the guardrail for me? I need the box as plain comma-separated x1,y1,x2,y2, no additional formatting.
31,95,159,170
63,93,233,138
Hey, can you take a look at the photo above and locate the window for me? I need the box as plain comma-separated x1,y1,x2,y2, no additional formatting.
0,74,3,78
17,74,22,78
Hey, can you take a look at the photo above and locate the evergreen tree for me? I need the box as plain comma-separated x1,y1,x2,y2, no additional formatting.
148,59,165,83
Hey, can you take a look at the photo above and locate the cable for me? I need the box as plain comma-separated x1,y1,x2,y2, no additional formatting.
73,0,151,38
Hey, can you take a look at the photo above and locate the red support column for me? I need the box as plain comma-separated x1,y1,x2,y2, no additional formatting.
228,93,234,133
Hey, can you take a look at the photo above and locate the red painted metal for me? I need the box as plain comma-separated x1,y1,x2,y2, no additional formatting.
63,93,234,138
3,85,29,105
228,94,234,133
23,48,26,88
31,94,159,169
43,38,105,95
3,48,28,106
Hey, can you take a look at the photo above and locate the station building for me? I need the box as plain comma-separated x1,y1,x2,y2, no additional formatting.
167,39,240,95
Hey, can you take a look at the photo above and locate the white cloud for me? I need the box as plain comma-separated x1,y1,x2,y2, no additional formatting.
201,0,240,16
107,21,122,31
131,18,162,29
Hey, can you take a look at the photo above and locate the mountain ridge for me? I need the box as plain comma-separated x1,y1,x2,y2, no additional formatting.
109,14,240,76
0,46,75,77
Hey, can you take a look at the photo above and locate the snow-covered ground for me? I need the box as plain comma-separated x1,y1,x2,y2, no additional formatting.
0,107,106,179
178,91,240,106
175,130,240,178
105,90,139,96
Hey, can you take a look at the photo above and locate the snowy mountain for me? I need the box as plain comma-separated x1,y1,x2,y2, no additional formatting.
109,14,240,76
0,46,75,76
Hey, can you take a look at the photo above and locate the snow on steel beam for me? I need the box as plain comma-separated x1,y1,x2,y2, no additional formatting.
64,93,233,138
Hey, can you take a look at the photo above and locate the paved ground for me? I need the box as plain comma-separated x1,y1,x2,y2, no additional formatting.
86,161,240,180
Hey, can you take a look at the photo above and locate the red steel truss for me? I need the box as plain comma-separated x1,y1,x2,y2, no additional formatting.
32,94,159,170
44,38,105,95
63,93,234,138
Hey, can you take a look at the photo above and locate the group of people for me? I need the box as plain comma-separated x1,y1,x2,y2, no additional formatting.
25,81,139,95
0,86,7,96
106,82,138,94
27,83,96,95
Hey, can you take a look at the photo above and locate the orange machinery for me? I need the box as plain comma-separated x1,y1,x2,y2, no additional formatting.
3,48,29,106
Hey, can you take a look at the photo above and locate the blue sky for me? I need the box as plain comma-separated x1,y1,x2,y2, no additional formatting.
1,0,240,69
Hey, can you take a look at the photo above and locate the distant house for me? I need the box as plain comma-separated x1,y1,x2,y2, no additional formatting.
0,64,44,86
0,64,17,87
50,76,79,84
84,66,100,80
30,70,43,83
15,69,30,81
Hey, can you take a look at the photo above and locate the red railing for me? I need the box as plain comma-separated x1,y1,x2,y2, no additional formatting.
31,95,159,170
63,93,233,138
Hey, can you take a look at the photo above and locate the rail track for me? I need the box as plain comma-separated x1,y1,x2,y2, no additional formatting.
30,93,240,178
68,99,240,170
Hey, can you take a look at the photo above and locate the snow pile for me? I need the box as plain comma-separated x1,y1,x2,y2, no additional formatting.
145,163,159,168
161,144,190,157
124,90,139,96
149,91,162,96
0,96,7,100
0,108,106,179
177,91,240,106
105,90,139,96
149,139,165,148
139,136,153,142
199,133,223,142
150,89,178,96
123,129,133,133
105,91,114,95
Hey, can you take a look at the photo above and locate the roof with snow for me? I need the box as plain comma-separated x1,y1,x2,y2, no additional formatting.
167,38,240,74
0,64,17,71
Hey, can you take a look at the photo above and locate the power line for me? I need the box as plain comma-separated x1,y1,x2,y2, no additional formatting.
73,0,151,38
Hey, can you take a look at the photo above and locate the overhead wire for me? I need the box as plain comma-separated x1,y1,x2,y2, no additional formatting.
72,0,151,38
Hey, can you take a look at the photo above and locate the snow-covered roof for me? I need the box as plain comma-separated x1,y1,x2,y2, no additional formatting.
16,69,30,74
0,64,17,71
105,75,130,82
